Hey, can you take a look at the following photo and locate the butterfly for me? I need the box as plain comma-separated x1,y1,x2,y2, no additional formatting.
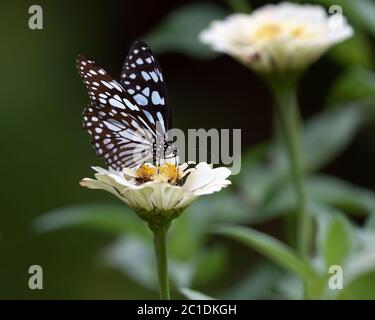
76,41,177,170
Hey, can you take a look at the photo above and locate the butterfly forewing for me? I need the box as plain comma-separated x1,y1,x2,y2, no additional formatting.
76,55,156,169
120,41,172,132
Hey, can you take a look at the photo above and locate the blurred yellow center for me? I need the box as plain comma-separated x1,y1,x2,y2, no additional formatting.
290,25,308,38
254,23,281,41
135,163,181,185
253,23,311,42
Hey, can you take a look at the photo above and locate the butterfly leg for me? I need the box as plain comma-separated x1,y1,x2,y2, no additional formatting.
173,147,178,166
152,141,157,166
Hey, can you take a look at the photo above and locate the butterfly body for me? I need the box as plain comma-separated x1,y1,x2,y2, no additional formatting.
77,41,177,170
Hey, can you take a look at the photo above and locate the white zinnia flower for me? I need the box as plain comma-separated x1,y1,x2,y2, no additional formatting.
199,2,353,73
80,162,231,217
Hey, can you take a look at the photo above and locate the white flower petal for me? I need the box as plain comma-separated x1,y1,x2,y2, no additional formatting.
200,2,353,72
174,194,197,209
127,187,154,211
79,178,129,204
80,162,231,213
183,168,215,192
94,172,132,190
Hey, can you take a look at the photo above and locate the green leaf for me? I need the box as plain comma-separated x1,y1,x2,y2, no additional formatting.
187,190,251,225
142,3,228,59
168,212,203,262
328,67,375,104
341,230,375,282
341,0,375,37
322,214,354,268
305,175,375,214
253,175,375,224
179,288,215,300
365,214,375,230
265,175,375,217
213,225,317,282
33,204,148,237
103,235,156,290
193,246,228,286
329,33,374,68
237,105,368,223
238,146,284,204
95,202,235,290
231,143,269,186
234,144,288,223
221,263,284,299
302,105,363,172
103,234,196,290
339,271,375,299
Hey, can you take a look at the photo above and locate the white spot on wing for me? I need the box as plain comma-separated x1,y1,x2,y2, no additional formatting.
123,98,139,111
142,87,150,97
104,121,121,131
101,81,113,89
141,71,151,81
133,94,148,106
156,112,165,132
143,110,155,124
150,71,158,82
151,91,165,105
109,98,125,109
111,81,123,92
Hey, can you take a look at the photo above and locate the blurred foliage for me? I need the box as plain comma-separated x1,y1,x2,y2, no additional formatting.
211,209,375,299
2,0,374,299
143,3,228,59
328,67,375,104
180,287,215,300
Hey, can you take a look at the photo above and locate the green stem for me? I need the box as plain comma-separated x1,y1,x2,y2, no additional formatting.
152,224,170,300
269,77,311,259
136,208,185,300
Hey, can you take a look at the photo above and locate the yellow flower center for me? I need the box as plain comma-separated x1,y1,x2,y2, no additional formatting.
290,25,311,38
252,22,313,43
135,163,181,185
254,23,281,41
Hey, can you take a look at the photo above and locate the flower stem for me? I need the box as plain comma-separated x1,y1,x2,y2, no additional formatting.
137,208,185,300
152,224,170,300
269,77,311,259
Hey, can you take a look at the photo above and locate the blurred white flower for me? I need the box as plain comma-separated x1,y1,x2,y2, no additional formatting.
80,162,231,215
199,2,353,73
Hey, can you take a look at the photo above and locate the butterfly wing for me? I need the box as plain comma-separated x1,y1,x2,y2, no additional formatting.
76,55,156,169
120,41,172,133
